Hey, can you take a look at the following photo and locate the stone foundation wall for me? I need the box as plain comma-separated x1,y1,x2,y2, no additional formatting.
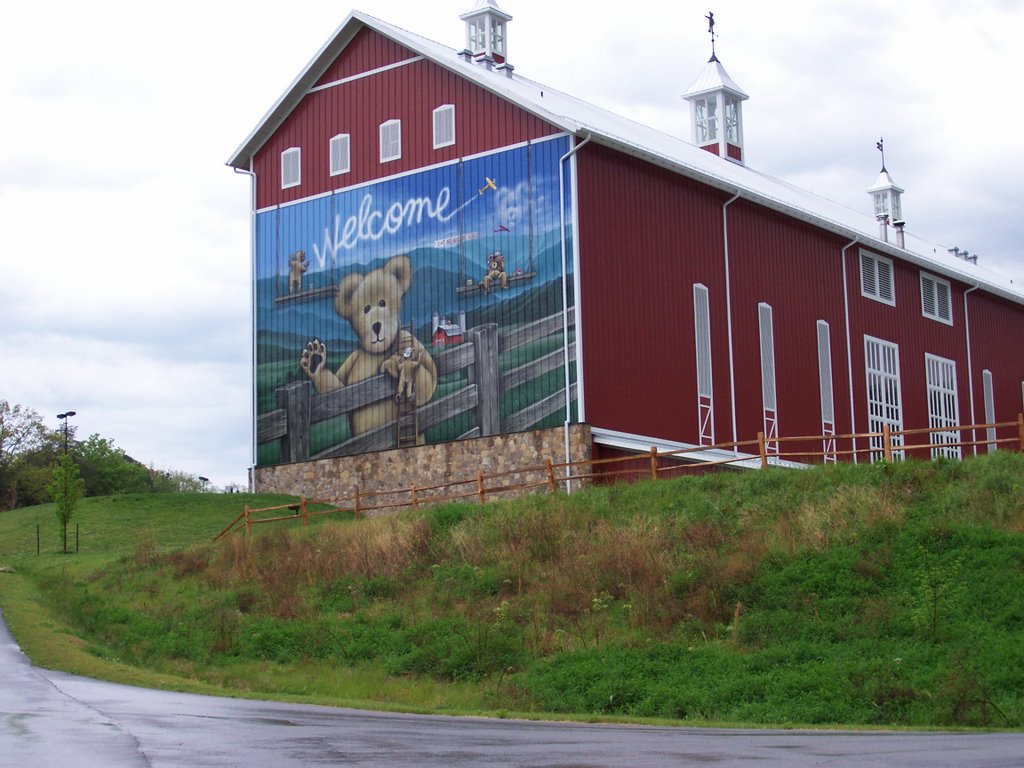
253,425,592,514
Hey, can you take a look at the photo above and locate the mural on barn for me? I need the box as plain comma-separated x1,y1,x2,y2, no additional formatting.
254,135,577,465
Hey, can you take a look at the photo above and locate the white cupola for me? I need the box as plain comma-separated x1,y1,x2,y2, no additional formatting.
867,138,904,243
682,13,748,164
460,0,513,66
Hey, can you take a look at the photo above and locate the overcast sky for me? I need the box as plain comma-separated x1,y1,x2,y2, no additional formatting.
1,0,1021,488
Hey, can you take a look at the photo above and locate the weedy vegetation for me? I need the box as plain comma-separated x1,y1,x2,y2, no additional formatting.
1,453,1023,727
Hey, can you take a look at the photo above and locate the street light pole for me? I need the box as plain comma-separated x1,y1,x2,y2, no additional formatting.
56,411,77,454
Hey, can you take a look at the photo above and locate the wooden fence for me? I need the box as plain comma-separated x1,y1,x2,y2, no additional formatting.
257,307,576,461
217,413,1024,541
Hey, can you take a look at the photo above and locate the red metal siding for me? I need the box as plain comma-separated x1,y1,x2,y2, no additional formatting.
725,202,851,443
964,291,1024,429
314,27,414,86
576,144,732,444
253,32,560,209
577,143,1024,457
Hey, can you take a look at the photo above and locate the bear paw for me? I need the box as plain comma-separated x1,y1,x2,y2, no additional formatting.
300,338,327,377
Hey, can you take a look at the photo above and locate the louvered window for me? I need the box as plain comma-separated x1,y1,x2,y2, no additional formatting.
758,303,778,454
433,105,455,149
816,321,836,462
920,272,952,324
329,133,350,176
693,284,714,446
983,369,996,452
860,250,895,306
280,147,301,189
925,354,960,459
379,119,402,163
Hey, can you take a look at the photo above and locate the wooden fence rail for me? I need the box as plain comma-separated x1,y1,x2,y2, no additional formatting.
216,413,1024,541
257,307,576,462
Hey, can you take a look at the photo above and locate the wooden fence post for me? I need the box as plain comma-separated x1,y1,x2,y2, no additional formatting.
1018,413,1024,452
477,470,486,504
546,458,556,494
467,324,500,437
354,488,361,519
757,432,768,468
411,484,419,509
649,447,659,481
276,380,312,462
301,496,308,526
883,425,893,463
244,505,251,538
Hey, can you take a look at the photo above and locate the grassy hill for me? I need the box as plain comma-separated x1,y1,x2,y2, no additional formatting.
1,454,1022,728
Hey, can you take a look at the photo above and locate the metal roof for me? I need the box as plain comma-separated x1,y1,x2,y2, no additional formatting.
227,11,1023,306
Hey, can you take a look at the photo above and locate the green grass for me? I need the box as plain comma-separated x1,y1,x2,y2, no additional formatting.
1,454,1023,728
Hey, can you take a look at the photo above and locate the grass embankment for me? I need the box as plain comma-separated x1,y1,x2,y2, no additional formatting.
1,455,1023,728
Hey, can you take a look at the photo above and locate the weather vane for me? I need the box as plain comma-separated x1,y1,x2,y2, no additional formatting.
706,11,718,61
876,137,886,172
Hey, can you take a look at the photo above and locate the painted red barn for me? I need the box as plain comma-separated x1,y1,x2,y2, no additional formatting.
228,3,1024,492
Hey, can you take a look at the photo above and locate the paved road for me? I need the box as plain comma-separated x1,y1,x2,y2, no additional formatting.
3,609,1023,767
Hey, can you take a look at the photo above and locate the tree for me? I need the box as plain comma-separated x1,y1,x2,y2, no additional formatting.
76,434,151,496
1,400,57,510
48,453,85,553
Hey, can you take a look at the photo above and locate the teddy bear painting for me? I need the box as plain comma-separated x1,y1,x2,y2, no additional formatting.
288,249,308,293
299,254,437,440
481,251,508,295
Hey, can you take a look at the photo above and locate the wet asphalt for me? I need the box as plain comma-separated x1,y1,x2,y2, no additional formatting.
2,608,1023,767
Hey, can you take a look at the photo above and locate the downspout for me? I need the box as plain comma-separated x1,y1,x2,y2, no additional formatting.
559,133,592,492
964,284,980,456
235,164,258,491
840,237,859,463
722,190,741,452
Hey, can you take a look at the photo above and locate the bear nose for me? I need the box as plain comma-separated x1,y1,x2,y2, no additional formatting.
372,321,382,336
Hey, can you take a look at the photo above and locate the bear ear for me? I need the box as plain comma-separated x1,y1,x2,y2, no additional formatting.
385,254,412,295
336,272,363,318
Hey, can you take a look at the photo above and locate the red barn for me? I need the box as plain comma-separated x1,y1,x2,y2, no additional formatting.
228,4,1024,493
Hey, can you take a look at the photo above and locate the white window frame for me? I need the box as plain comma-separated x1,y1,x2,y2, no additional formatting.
329,133,350,176
864,335,904,461
379,119,402,163
925,353,961,459
280,147,301,189
816,321,836,463
694,97,718,143
920,272,953,325
758,303,778,454
860,250,895,306
983,369,996,452
693,284,714,446
432,105,455,149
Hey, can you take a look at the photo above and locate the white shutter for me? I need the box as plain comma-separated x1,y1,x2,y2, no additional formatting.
983,369,996,452
758,303,778,452
758,304,777,412
693,284,714,445
860,252,877,296
921,274,937,317
432,105,455,149
379,119,402,162
817,321,836,462
280,147,301,189
329,134,350,176
877,258,894,303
